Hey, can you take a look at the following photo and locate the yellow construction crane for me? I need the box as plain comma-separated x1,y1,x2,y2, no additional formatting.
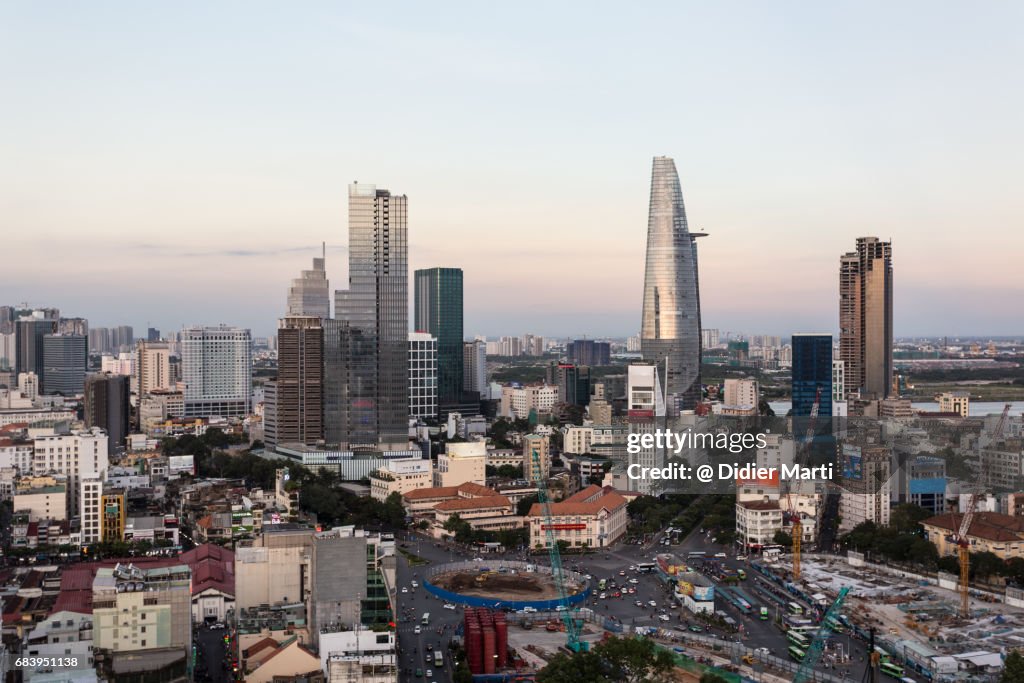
788,387,822,580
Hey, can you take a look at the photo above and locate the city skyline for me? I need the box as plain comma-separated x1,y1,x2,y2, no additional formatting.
3,3,1023,337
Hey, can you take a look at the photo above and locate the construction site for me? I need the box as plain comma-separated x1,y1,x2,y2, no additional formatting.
428,561,587,603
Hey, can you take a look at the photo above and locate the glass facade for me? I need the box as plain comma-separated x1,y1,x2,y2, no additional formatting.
330,184,409,448
413,267,463,408
640,156,703,410
792,334,833,454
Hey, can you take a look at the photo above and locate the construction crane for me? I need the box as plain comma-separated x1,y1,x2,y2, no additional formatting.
951,403,1011,617
531,449,588,652
787,386,822,580
793,586,851,683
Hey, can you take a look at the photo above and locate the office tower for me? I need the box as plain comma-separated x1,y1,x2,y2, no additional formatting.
840,237,894,399
0,306,14,334
329,183,408,448
463,340,487,394
408,332,438,420
626,334,642,353
266,316,324,449
136,341,173,396
111,325,134,351
147,327,160,341
0,331,14,370
15,318,58,377
546,362,591,407
85,374,131,455
567,340,610,367
41,333,87,395
700,329,720,350
414,267,463,409
180,325,253,418
791,334,833,419
640,156,704,411
287,245,330,319
627,363,666,495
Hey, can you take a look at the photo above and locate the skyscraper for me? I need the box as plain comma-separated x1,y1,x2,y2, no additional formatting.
414,267,463,410
791,334,833,419
84,373,131,455
15,318,58,377
640,156,704,411
839,237,893,399
566,340,610,367
266,316,324,449
41,333,87,395
328,183,408,448
136,340,173,396
408,332,438,420
180,325,253,418
462,340,487,395
287,245,331,319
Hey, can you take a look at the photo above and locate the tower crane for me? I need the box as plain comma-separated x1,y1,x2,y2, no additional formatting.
793,586,850,683
531,448,588,652
787,386,822,580
951,403,1011,617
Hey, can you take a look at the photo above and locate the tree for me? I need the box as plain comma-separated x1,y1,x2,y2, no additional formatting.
1001,650,1024,683
890,503,931,534
536,649,610,683
517,493,540,517
971,551,1006,581
594,636,676,683
773,530,792,547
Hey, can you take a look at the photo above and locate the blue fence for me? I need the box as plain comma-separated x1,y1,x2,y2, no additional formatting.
422,577,590,611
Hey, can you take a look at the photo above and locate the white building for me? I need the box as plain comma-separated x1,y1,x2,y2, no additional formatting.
320,630,397,683
408,332,438,420
100,352,134,376
626,364,665,496
938,391,970,418
22,610,95,678
499,384,558,420
435,441,486,488
13,477,68,522
723,378,759,411
0,438,35,473
19,372,40,401
32,427,109,526
369,457,433,502
136,341,173,395
562,426,594,455
839,445,892,532
80,478,103,543
832,360,846,402
462,340,487,395
180,325,253,418
755,434,795,471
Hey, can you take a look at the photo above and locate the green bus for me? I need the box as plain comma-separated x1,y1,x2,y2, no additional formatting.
598,579,607,590
759,606,769,620
825,616,845,633
789,646,806,661
737,569,747,580
880,661,904,678
787,631,810,649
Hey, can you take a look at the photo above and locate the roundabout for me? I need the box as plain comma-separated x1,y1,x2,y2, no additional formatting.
422,560,591,610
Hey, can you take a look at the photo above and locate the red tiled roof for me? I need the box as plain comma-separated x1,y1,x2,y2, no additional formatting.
924,512,1024,543
528,490,628,518
434,495,512,512
403,486,459,501
245,636,278,658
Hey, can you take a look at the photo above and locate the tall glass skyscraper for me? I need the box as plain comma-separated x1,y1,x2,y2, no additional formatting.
287,244,330,319
792,333,834,457
414,267,463,410
640,156,704,410
329,183,408,448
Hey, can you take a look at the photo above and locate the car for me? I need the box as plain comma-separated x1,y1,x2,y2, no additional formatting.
414,626,422,634
635,600,643,607
628,588,636,594
714,552,727,558
689,625,703,633
209,622,225,630
523,606,537,613
736,555,748,561
555,605,565,611
659,614,671,622
619,570,626,576
648,601,657,607
599,593,607,599
402,587,409,593
611,591,621,598
426,671,433,678
415,669,423,678
411,580,418,587
584,574,592,580
443,603,456,610
754,647,770,656
427,644,433,651
628,578,638,584
426,652,433,662
628,565,636,571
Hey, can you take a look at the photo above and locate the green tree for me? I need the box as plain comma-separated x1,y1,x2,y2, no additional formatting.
1001,650,1024,683
594,636,675,683
890,503,931,534
517,493,540,517
972,551,1007,580
773,530,792,547
536,649,610,683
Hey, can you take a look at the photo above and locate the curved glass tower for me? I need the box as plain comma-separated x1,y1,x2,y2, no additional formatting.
640,156,703,410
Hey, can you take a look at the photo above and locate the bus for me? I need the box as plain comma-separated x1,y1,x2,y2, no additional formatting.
434,651,444,667
875,646,892,664
789,646,806,661
787,631,810,649
687,551,707,559
787,602,804,616
825,616,845,633
598,579,607,590
759,606,769,620
421,613,430,626
880,661,904,678
636,563,657,573
737,569,746,580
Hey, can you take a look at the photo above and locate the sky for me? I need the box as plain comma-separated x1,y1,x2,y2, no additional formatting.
2,1,1023,339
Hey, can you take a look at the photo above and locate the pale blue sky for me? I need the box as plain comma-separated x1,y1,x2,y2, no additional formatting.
2,1,1022,338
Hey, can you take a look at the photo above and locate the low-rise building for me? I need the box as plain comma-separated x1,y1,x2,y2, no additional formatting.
92,563,192,658
527,484,627,549
320,628,397,683
13,474,69,522
432,494,520,536
923,511,1024,560
369,458,432,502
434,441,486,488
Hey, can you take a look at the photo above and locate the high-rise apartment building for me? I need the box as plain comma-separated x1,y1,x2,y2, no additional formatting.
839,444,892,532
840,237,893,399
147,327,161,342
408,332,438,420
180,325,253,418
722,378,759,412
414,267,463,409
328,183,408,448
88,327,111,354
462,340,487,395
832,360,846,402
546,362,590,407
627,363,666,496
111,325,135,352
41,333,86,395
700,329,720,350
136,341,173,396
32,427,109,523
640,156,704,410
85,374,131,455
266,316,324,449
287,247,331,319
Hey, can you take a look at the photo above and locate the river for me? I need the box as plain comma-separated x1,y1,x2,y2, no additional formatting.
767,400,1024,417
